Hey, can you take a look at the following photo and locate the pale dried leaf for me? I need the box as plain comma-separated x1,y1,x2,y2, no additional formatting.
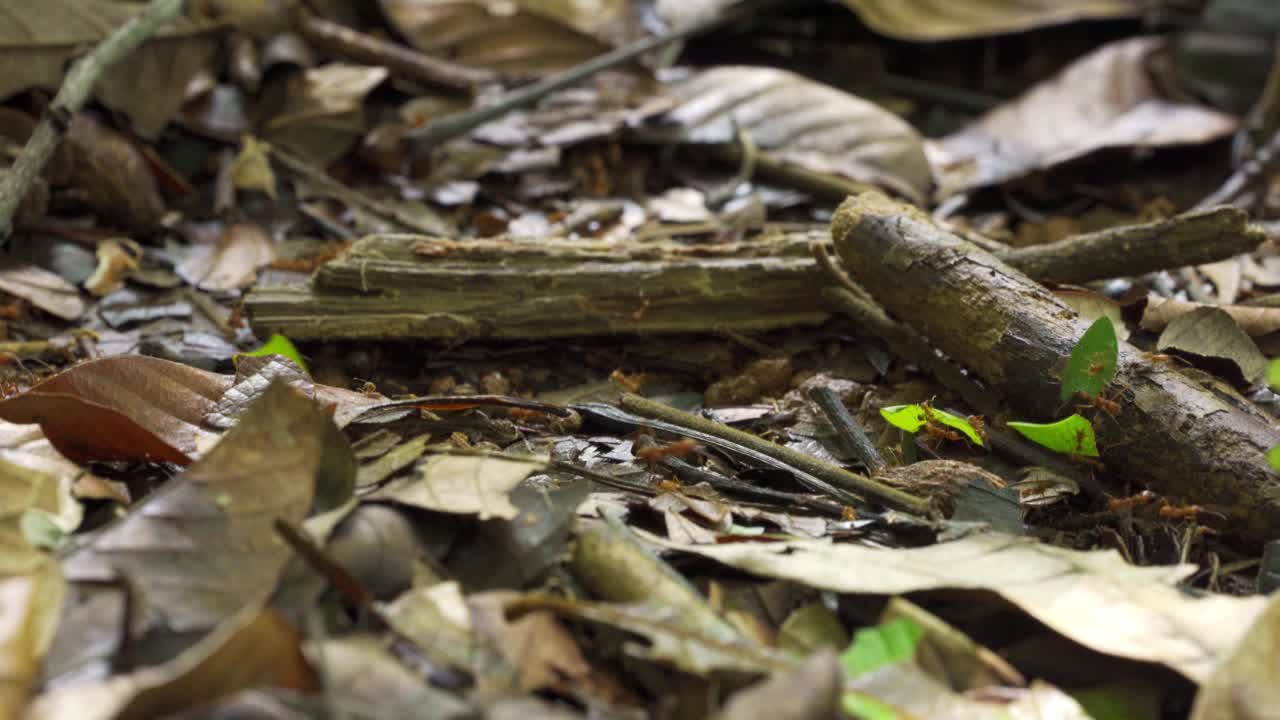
1143,296,1280,336
381,0,611,75
0,560,63,715
928,37,1238,196
1054,289,1131,341
176,221,275,291
650,532,1267,683
656,66,932,202
369,453,546,520
838,0,1142,41
1198,258,1243,304
0,264,84,321
1190,594,1280,720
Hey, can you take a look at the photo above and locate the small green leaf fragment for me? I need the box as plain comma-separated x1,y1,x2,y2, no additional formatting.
924,406,984,447
1008,414,1098,457
840,618,924,678
1267,444,1280,472
1268,358,1280,392
238,333,308,374
879,404,983,446
1061,315,1118,402
879,405,927,433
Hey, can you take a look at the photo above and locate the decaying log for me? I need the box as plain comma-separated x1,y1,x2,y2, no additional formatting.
248,206,1260,342
831,192,1280,546
247,230,832,340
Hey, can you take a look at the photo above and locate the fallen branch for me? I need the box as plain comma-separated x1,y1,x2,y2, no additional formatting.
995,206,1264,285
0,0,186,242
831,192,1280,546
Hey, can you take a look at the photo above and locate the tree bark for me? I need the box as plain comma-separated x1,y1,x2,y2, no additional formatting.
831,192,1280,546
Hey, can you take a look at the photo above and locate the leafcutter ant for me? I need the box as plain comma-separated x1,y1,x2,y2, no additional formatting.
1106,490,1156,512
633,437,700,465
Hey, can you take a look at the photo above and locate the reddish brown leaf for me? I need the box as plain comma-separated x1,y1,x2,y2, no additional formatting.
0,356,232,464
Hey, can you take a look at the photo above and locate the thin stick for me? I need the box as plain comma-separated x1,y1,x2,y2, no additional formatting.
808,386,886,474
618,392,931,516
0,0,186,241
295,8,496,94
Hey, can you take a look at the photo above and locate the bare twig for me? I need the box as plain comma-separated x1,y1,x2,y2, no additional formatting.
295,7,496,94
618,392,932,516
0,0,186,242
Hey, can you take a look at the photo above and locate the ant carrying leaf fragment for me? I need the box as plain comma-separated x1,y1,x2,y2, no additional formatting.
1060,315,1118,404
880,402,984,448
1008,414,1099,457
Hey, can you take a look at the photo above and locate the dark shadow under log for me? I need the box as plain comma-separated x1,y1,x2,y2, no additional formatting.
831,192,1280,546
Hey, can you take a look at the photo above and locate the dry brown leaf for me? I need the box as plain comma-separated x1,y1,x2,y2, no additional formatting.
65,116,166,231
656,66,932,203
0,355,232,464
28,606,317,720
0,1,219,137
381,0,612,76
838,0,1142,41
1142,296,1280,336
60,382,342,632
928,37,1238,197
369,453,546,520
1157,306,1266,385
261,63,390,166
176,221,276,291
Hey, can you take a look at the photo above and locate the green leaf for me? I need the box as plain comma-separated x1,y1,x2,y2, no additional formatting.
879,404,927,433
1267,443,1280,472
878,404,983,446
1061,315,1118,403
1268,358,1280,391
238,333,308,374
1008,414,1098,457
839,618,924,678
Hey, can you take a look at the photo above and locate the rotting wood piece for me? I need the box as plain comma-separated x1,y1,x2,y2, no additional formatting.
246,229,833,340
831,192,1280,546
246,206,1261,342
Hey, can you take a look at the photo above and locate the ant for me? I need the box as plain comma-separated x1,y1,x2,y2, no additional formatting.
654,478,685,494
1106,490,1156,512
1157,502,1205,522
609,368,644,393
1076,390,1121,418
633,437,700,465
966,414,990,443
1139,352,1188,367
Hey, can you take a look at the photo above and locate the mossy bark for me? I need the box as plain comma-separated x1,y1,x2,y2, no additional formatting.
831,192,1280,546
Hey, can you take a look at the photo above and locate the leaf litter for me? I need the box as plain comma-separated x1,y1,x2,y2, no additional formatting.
0,1,1278,718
